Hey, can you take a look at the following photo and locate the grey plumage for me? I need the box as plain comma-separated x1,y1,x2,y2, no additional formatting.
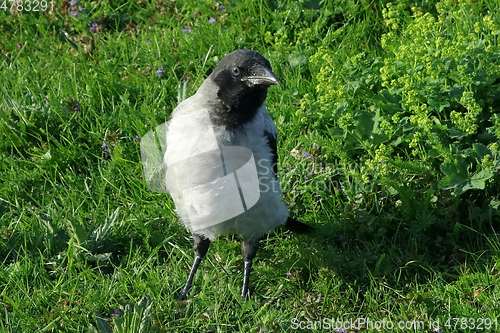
164,49,312,300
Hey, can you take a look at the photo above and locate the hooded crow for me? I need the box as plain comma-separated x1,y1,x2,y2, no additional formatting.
164,49,313,300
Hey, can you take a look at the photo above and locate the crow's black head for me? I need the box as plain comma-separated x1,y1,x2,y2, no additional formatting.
209,49,279,127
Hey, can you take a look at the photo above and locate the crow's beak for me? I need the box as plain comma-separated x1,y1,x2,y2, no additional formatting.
245,67,279,86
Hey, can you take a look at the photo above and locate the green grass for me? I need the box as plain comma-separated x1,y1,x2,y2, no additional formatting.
1,0,500,332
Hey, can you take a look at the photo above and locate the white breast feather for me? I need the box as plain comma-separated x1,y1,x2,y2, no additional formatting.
165,100,288,240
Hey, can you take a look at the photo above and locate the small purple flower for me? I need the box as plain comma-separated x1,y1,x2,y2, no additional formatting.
431,329,442,333
111,309,121,317
139,174,144,179
285,272,292,276
78,6,86,11
146,39,151,45
16,42,22,49
148,26,152,31
69,0,80,5
305,170,312,179
69,10,78,18
302,151,313,159
103,151,111,159
208,17,216,23
89,22,98,33
193,11,200,16
72,104,81,111
219,6,226,12
156,68,165,78
101,142,108,148
380,195,387,201
380,160,386,164
134,135,140,141
182,26,192,34
338,235,345,242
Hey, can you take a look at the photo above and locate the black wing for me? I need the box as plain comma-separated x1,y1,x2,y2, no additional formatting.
264,130,278,177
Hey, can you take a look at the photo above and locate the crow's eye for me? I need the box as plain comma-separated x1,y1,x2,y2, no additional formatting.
232,67,240,76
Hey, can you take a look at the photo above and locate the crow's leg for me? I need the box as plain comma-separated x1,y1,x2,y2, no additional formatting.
241,237,260,298
178,234,211,301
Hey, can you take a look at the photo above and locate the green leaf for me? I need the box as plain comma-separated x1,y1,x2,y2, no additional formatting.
177,81,187,103
356,112,374,138
333,101,348,115
448,85,464,99
440,157,494,194
490,198,500,209
114,295,153,333
94,313,113,333
441,156,468,183
471,143,491,162
372,108,382,134
68,219,88,246
448,128,467,139
428,98,450,112
390,136,403,146
470,169,494,189
91,207,120,246
373,89,402,112
59,30,79,51
440,156,469,194
428,148,441,158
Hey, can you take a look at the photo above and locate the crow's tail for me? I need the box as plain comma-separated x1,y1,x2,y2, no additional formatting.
285,217,314,234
